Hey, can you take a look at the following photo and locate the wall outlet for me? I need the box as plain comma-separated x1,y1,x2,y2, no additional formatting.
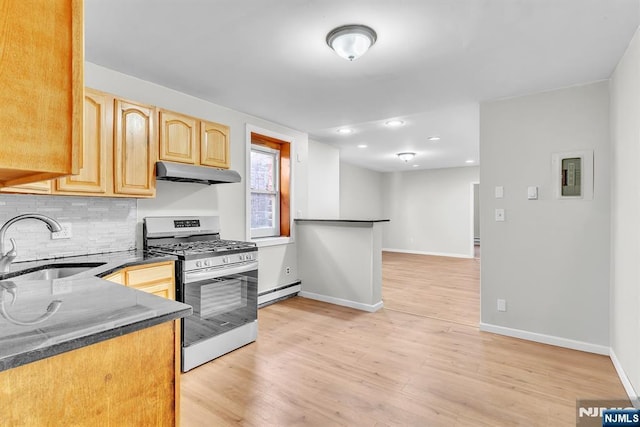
497,299,507,312
285,266,291,275
495,208,505,222
51,222,73,240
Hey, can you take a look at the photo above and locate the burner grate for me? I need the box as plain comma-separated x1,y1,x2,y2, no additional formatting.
148,239,256,256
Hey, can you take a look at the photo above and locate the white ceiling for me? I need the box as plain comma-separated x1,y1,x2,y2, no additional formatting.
84,0,639,172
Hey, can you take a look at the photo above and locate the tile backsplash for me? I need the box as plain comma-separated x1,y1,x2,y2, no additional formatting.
0,195,136,262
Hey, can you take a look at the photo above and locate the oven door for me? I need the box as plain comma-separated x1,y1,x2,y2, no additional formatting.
181,261,258,348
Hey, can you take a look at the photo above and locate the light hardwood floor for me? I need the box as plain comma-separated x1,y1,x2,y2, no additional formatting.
181,252,626,426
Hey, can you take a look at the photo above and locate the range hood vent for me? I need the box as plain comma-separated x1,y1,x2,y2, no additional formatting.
156,161,241,185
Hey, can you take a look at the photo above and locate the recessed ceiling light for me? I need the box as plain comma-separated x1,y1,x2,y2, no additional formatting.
385,119,405,127
427,136,441,141
412,165,419,168
465,159,475,164
357,144,367,148
337,128,353,135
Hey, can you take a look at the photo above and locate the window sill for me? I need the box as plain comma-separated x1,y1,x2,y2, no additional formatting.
251,236,294,248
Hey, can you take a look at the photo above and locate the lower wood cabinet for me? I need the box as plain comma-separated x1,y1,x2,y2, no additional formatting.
103,260,175,300
0,321,179,425
103,260,180,425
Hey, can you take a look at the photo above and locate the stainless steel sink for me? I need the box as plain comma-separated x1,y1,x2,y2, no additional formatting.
12,263,106,281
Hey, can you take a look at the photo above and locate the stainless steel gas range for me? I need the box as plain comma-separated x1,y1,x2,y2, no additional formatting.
143,216,258,372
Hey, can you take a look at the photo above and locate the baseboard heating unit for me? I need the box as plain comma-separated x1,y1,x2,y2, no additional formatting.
258,282,301,308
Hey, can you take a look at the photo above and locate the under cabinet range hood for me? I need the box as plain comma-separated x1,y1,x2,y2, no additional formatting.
155,161,241,185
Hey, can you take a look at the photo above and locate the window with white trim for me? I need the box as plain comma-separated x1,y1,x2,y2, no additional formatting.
250,145,280,237
248,131,291,241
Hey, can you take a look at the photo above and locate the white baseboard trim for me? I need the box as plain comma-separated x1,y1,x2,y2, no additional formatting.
258,283,301,306
383,247,473,259
298,291,383,312
610,348,640,407
479,322,610,355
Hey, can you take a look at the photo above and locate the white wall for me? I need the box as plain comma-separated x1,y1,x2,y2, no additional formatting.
85,62,308,293
382,166,479,258
479,81,611,350
610,28,640,398
339,161,384,219
307,140,339,218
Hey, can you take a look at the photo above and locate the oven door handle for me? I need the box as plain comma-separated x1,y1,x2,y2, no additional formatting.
184,261,258,282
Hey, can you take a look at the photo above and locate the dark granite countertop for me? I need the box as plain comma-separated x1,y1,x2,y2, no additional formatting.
0,249,176,281
0,250,191,372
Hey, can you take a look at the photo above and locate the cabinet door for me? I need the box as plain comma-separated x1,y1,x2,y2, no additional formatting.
101,262,175,299
130,282,175,300
0,0,82,187
124,261,175,300
159,110,198,164
114,99,157,197
200,121,230,169
55,88,110,194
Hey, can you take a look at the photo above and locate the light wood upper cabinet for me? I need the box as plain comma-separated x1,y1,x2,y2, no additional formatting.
201,120,231,169
159,110,231,169
114,99,157,197
56,88,110,194
0,0,82,188
159,111,198,164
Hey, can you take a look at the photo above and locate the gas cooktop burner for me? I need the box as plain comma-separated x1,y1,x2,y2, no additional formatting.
149,239,256,256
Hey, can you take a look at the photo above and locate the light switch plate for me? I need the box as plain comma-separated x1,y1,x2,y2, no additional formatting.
495,186,504,199
495,209,505,222
527,186,538,200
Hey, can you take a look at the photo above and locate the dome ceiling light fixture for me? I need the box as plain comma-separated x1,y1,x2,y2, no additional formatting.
397,152,416,162
385,119,405,127
326,24,377,61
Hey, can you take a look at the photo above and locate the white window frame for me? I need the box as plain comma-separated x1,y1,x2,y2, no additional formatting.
250,144,280,238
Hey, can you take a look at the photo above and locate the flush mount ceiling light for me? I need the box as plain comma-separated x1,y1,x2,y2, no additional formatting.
326,24,377,61
385,120,405,127
465,159,475,164
397,152,416,162
357,144,368,148
337,128,353,134
427,136,441,141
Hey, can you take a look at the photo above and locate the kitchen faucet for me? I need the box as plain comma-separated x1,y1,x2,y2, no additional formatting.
0,214,62,273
